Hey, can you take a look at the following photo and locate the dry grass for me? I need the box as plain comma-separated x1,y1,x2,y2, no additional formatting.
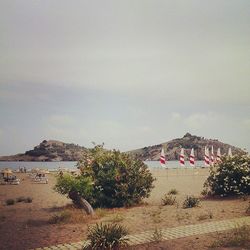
161,194,176,206
197,211,213,221
95,208,108,218
105,213,124,223
151,228,163,242
49,207,92,224
210,224,250,248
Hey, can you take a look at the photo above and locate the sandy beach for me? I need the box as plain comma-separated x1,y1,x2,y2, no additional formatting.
0,169,249,250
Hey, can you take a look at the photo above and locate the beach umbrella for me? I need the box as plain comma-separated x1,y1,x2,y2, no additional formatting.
204,147,210,167
1,169,13,181
179,148,185,167
189,148,195,167
210,146,214,165
1,168,13,175
37,169,47,175
216,148,221,162
31,168,40,173
160,148,166,168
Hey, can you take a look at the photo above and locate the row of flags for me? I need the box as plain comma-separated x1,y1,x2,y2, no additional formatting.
160,147,233,168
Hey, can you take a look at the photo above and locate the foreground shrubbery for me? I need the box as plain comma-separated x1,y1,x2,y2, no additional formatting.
55,145,154,210
204,154,250,196
83,223,128,249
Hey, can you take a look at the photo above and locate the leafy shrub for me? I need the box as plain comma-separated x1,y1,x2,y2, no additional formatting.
83,223,128,249
54,174,94,205
55,145,154,208
161,194,176,206
5,199,15,206
25,197,33,203
168,188,178,195
182,196,200,208
204,154,250,196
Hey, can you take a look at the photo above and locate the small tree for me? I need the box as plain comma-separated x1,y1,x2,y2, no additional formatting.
54,174,95,214
55,145,154,212
204,154,250,196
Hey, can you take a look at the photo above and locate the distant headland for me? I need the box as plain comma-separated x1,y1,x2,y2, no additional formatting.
0,133,245,161
127,133,244,161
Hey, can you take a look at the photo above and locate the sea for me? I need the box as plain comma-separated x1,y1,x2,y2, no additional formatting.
0,160,207,171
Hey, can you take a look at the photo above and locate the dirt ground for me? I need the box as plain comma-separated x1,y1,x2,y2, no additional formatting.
0,169,249,250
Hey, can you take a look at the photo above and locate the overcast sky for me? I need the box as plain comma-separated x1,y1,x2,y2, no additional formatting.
0,0,249,155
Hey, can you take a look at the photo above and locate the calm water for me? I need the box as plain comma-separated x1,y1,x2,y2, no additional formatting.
0,160,206,171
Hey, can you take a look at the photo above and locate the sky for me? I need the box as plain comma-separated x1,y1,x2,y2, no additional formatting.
0,0,250,155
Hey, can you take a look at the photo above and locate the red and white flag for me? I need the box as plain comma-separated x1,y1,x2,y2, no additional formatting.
216,148,221,162
179,148,185,167
189,148,195,167
204,147,210,166
160,148,166,167
210,146,214,165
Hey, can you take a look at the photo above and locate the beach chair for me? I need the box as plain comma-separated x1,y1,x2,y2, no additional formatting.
0,175,20,185
33,173,48,184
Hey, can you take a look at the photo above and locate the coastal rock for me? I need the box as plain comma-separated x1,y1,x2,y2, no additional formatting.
127,133,244,161
0,140,87,162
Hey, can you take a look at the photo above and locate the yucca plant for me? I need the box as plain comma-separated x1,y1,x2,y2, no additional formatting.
83,223,128,249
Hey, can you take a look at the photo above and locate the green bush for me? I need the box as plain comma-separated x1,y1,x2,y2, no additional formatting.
204,154,250,196
182,196,200,208
83,223,128,249
55,145,154,208
54,174,94,205
5,199,15,206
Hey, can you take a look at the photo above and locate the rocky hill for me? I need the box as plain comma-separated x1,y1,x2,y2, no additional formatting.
127,133,244,161
0,140,87,161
